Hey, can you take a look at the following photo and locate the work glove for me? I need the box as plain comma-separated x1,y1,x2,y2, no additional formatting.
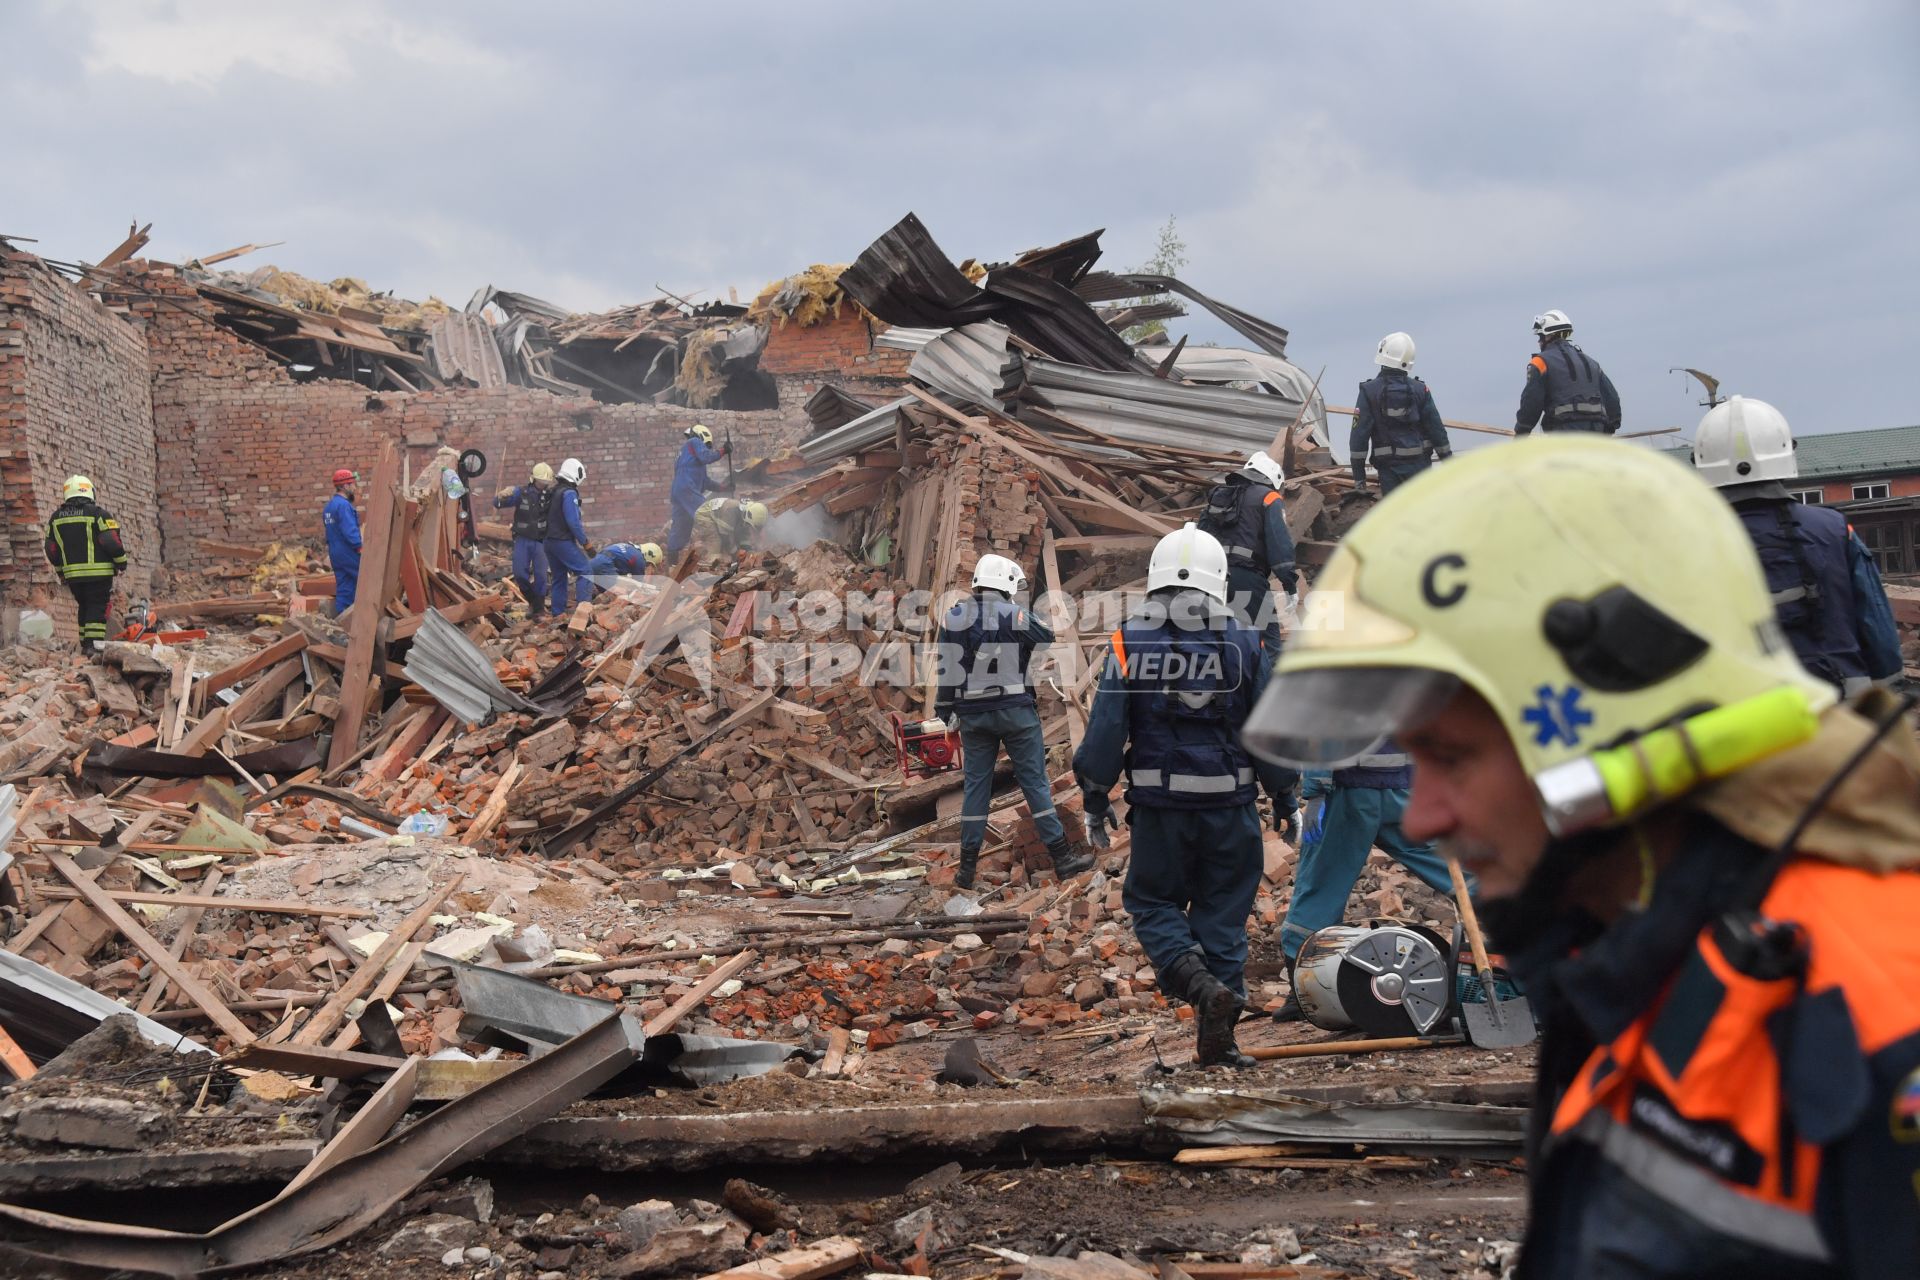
720,442,732,457
495,485,513,499
1270,786,1301,844
1300,795,1326,849
1081,787,1120,850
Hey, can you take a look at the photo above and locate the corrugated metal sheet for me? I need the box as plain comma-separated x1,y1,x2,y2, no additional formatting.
906,323,1019,407
797,396,914,462
1075,272,1291,359
840,214,1142,373
427,312,508,388
404,609,550,725
1019,358,1327,454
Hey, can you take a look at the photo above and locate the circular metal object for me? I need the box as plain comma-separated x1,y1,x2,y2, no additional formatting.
1295,924,1451,1038
457,448,488,478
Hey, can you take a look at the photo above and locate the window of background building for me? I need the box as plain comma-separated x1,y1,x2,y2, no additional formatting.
1787,488,1824,504
1855,521,1908,574
1852,481,1892,501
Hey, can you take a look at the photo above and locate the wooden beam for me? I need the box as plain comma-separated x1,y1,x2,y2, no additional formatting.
45,852,253,1043
1041,533,1087,752
359,706,445,787
200,633,309,703
35,888,372,917
905,386,1176,536
327,936,433,1052
136,868,222,1015
173,703,233,759
695,1237,863,1280
330,440,402,770
289,874,462,1046
643,950,756,1037
385,592,507,641
220,659,304,730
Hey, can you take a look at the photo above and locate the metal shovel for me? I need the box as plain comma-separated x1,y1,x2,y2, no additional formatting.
1447,857,1538,1048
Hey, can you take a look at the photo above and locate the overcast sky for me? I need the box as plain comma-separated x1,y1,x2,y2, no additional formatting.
5,0,1916,443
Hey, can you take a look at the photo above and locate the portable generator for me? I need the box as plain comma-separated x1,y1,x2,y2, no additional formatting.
892,714,961,783
1292,923,1454,1038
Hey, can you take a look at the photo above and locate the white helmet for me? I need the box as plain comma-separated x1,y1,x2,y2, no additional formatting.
1146,522,1229,606
557,458,585,485
1533,309,1573,339
971,553,1026,596
1692,396,1797,489
1241,451,1285,488
1374,332,1416,370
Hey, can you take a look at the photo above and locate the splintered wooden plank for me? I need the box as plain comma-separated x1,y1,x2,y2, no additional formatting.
46,852,252,1043
1042,532,1086,752
137,868,224,1015
694,1237,863,1280
643,950,756,1037
329,440,402,770
201,632,309,702
289,874,462,1046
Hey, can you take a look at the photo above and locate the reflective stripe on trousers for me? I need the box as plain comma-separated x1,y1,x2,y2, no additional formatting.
961,685,1025,700
1128,767,1254,794
1570,1110,1831,1263
1771,584,1820,605
1372,445,1428,459
1353,752,1410,768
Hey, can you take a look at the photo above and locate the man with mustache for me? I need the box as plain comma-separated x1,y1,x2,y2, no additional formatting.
1243,437,1920,1278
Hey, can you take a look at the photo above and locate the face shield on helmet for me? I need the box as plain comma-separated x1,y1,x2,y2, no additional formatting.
1532,309,1573,339
1244,436,1833,832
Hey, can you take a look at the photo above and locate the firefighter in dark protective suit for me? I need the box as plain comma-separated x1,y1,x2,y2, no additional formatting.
1692,396,1901,698
45,475,129,653
1196,450,1297,661
1246,435,1920,1278
1351,331,1451,494
1075,524,1300,1068
935,554,1093,891
1516,309,1621,435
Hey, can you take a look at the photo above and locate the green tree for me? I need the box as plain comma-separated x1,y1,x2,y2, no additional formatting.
1124,216,1187,343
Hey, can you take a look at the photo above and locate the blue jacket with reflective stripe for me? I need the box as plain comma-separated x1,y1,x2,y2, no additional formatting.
1736,497,1896,690
546,483,586,545
1074,594,1295,810
934,591,1053,720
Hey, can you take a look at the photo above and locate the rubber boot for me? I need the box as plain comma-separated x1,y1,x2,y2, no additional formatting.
956,846,980,891
1046,838,1093,879
1164,951,1248,1068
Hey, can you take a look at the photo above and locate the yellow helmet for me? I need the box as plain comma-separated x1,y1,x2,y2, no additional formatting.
742,501,769,529
531,462,555,484
63,476,94,502
1245,436,1833,827
686,424,714,446
639,542,664,567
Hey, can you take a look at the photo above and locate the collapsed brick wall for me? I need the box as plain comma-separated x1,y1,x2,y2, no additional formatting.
758,308,913,415
930,435,1046,585
0,252,159,637
112,263,810,572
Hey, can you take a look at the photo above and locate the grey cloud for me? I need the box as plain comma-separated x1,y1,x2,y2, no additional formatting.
4,0,1914,437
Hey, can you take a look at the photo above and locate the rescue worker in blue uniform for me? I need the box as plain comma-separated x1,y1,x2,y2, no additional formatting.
1515,309,1621,435
322,467,362,615
494,462,554,615
1196,450,1297,661
1270,736,1455,1021
1244,436,1920,1278
543,457,591,615
1693,396,1901,696
668,424,727,562
581,541,663,599
44,475,129,653
1074,524,1301,1067
935,553,1093,891
1351,332,1451,494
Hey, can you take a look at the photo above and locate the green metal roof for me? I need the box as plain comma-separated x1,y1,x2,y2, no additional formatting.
1665,424,1920,481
